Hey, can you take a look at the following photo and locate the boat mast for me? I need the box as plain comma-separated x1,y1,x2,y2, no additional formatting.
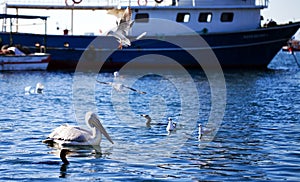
1,0,7,32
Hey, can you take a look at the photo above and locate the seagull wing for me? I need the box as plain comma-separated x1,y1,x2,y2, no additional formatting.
122,6,132,22
203,127,214,134
106,7,134,48
24,86,32,93
116,6,133,36
96,80,113,86
122,84,146,94
117,20,134,36
97,80,145,94
136,32,147,40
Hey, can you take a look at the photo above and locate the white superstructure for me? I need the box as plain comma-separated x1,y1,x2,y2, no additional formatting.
130,0,268,35
2,0,269,35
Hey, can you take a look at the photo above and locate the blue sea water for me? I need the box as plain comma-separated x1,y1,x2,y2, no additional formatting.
0,51,300,181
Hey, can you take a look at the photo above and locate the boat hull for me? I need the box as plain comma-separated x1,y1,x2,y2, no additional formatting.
0,53,50,71
0,22,299,70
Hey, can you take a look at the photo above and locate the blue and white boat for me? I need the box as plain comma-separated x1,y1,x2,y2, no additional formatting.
0,0,299,70
0,52,51,71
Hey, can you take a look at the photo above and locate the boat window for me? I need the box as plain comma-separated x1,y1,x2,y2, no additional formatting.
221,12,234,22
135,13,149,23
198,13,212,23
176,13,190,23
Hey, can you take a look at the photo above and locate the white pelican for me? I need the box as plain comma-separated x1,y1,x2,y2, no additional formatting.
107,6,134,49
43,112,113,146
140,114,152,127
166,117,176,133
97,80,146,94
198,124,213,141
25,82,44,94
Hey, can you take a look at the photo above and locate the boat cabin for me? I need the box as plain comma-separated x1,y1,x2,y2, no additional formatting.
2,0,269,36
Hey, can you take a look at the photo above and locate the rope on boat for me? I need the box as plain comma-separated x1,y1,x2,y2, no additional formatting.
290,49,300,68
292,53,300,68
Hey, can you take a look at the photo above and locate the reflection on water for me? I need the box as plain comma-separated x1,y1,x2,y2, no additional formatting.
0,52,300,180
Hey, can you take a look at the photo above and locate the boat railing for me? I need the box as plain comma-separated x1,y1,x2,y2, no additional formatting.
3,0,269,9
3,0,164,8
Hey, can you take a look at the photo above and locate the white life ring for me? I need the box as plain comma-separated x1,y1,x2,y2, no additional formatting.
72,0,82,4
65,0,82,6
65,0,74,6
138,0,148,6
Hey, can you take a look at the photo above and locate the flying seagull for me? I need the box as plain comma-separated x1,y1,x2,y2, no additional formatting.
107,7,147,49
97,80,146,94
198,124,213,141
107,6,134,49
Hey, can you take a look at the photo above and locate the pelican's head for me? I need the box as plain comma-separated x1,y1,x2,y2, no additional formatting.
168,117,173,122
85,112,114,144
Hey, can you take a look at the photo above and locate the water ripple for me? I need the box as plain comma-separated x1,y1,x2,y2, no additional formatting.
1,55,300,180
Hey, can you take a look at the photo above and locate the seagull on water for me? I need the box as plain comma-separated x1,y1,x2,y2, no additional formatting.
166,117,176,133
113,71,119,78
198,124,213,141
140,114,167,127
140,114,152,127
97,80,146,94
25,82,44,94
43,111,113,147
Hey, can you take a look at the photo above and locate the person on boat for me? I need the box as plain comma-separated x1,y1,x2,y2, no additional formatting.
0,45,28,55
0,45,13,55
6,46,26,55
263,19,277,27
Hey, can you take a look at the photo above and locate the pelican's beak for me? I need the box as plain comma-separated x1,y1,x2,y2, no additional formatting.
93,117,114,144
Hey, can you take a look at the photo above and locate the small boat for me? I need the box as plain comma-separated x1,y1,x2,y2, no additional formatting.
0,52,50,71
0,13,51,71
